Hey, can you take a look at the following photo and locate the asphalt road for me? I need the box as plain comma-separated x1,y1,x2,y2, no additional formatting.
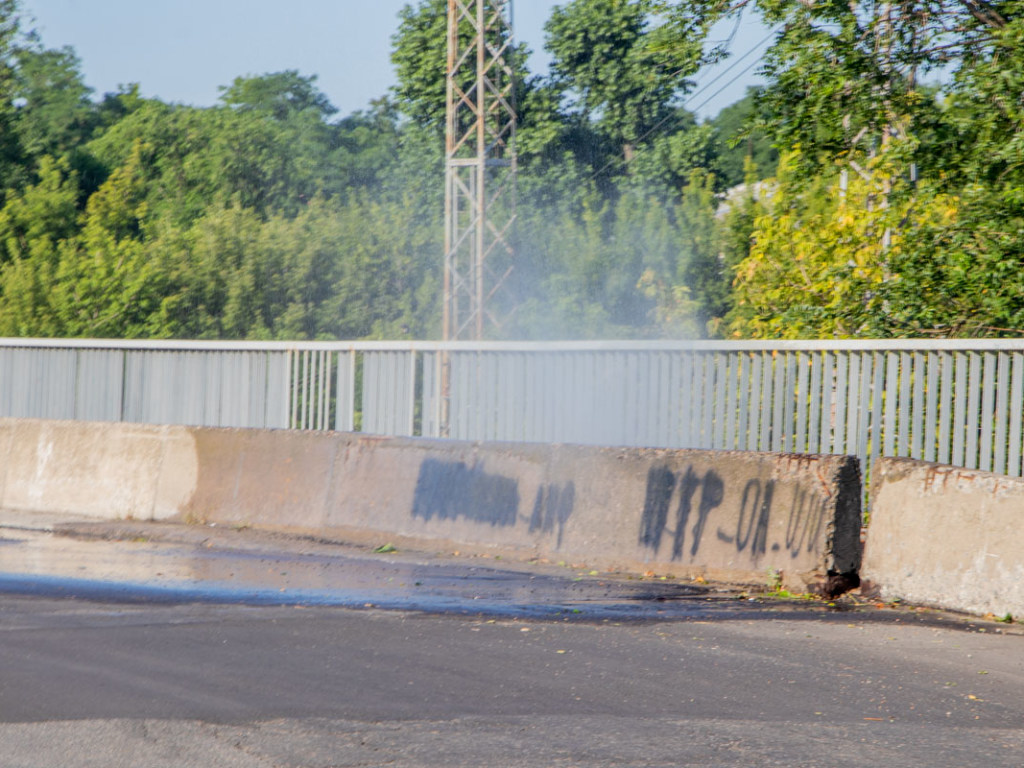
0,515,1022,767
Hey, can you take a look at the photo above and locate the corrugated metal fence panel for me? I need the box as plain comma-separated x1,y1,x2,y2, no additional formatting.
120,349,290,428
258,350,291,429
0,347,76,419
334,350,356,432
420,351,440,438
123,351,222,426
2,339,1024,484
362,350,415,437
75,349,125,422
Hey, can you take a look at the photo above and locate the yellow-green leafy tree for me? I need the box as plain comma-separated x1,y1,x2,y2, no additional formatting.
729,146,960,338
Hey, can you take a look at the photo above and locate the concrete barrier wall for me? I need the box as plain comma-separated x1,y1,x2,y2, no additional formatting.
0,418,863,591
864,458,1024,618
0,419,198,520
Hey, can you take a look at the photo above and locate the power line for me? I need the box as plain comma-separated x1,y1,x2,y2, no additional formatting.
586,26,780,183
683,28,776,108
686,50,768,116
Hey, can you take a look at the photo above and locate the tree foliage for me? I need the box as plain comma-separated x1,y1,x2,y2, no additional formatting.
716,0,1024,338
0,0,1021,342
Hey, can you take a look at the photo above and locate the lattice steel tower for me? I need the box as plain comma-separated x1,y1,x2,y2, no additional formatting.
443,0,517,340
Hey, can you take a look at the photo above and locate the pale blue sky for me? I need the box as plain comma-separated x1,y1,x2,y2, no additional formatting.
19,0,769,120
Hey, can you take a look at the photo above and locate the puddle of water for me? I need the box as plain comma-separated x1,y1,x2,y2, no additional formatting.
0,527,764,620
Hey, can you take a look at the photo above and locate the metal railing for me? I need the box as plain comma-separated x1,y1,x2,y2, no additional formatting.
3,338,1024,486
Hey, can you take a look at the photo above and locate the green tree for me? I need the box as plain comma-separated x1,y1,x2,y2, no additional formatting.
0,156,80,336
545,0,712,165
391,0,541,154
330,99,403,192
708,88,777,188
0,0,26,195
219,70,337,121
12,44,95,163
85,90,335,223
391,0,449,133
727,146,973,338
0,155,80,264
51,140,165,337
695,0,1024,338
0,141,165,337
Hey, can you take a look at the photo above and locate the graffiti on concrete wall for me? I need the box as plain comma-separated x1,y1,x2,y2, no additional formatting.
638,464,829,563
411,459,575,546
783,486,828,558
528,482,575,548
638,466,723,560
411,458,520,527
408,457,829,562
715,478,773,556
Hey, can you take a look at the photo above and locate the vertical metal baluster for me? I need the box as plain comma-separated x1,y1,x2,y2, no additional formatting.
626,351,640,446
678,352,692,448
747,352,762,452
869,352,885,476
911,352,926,460
897,352,912,457
1009,353,1024,477
322,350,331,430
714,353,728,450
882,352,897,458
724,352,738,450
808,352,822,454
993,352,1010,476
820,352,834,455
952,352,968,467
843,353,859,457
938,352,953,465
737,352,750,453
390,352,401,435
856,352,872,462
701,354,715,450
688,353,701,448
771,351,785,452
966,352,982,469
795,352,809,454
494,352,507,441
303,350,313,429
759,352,774,452
923,352,939,463
782,352,797,453
980,352,997,472
544,350,555,444
667,352,682,448
833,353,849,455
340,350,355,432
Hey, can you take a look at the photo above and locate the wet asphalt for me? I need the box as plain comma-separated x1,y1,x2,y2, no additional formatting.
0,509,1016,627
1,512,1023,768
0,512,791,620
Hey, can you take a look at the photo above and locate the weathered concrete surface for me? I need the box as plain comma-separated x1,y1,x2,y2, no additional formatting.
0,419,197,520
863,457,1024,618
0,418,863,590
